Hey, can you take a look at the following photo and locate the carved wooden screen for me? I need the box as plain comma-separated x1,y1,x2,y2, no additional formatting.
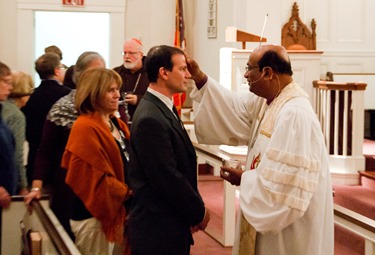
281,2,317,50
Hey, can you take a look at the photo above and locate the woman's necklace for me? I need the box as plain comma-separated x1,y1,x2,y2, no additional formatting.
108,119,129,161
107,119,114,132
109,120,121,141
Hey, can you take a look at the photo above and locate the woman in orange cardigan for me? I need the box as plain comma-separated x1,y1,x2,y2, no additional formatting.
61,68,132,255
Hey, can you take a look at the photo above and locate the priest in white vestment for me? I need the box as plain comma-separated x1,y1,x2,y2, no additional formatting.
187,44,334,255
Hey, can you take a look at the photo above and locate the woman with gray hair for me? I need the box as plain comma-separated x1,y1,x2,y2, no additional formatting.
0,61,16,208
1,71,34,195
24,51,106,240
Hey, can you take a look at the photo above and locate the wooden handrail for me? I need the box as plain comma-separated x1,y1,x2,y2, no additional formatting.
333,72,375,76
30,199,75,255
359,171,375,181
182,120,194,125
313,80,367,91
192,141,231,162
334,204,375,234
10,195,77,255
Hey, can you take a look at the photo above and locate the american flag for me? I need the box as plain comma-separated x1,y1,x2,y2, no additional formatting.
173,0,186,115
174,0,186,50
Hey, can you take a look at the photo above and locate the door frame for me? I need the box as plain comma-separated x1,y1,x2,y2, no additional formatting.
16,0,126,75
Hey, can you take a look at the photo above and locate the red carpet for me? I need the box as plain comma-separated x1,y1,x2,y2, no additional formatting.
333,182,375,220
190,177,234,254
334,138,375,254
334,224,364,255
191,231,232,255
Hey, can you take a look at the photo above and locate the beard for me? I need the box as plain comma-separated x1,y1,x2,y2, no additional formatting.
124,61,137,70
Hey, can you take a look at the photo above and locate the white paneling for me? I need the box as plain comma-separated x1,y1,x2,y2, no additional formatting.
337,0,364,42
364,0,375,49
335,64,363,73
309,0,375,51
291,67,306,89
306,0,331,43
289,52,323,101
321,51,375,74
320,63,330,79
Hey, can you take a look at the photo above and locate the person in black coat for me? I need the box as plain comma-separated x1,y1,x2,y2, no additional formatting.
127,45,210,255
22,52,70,187
113,38,149,123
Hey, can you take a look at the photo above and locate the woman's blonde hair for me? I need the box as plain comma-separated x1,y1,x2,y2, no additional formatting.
75,68,122,114
10,71,34,98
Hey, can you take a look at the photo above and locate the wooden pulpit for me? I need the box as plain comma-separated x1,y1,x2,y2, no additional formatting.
225,26,267,49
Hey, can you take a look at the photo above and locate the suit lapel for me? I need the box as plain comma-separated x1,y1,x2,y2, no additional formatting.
144,92,196,157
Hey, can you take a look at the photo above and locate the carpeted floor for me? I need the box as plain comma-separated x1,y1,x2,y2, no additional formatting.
191,177,234,255
191,230,232,255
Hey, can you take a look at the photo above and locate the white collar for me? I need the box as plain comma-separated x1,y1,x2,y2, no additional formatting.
147,87,175,115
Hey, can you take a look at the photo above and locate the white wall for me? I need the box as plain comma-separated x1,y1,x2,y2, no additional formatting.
0,0,374,81
0,1,18,70
124,0,175,61
0,0,126,76
187,0,375,80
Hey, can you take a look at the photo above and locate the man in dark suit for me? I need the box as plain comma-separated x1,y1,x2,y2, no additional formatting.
128,45,210,255
22,52,70,187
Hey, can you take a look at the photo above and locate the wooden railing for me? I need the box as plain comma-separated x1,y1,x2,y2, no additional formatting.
1,196,80,255
29,199,77,254
313,80,367,184
332,73,375,140
334,204,375,255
